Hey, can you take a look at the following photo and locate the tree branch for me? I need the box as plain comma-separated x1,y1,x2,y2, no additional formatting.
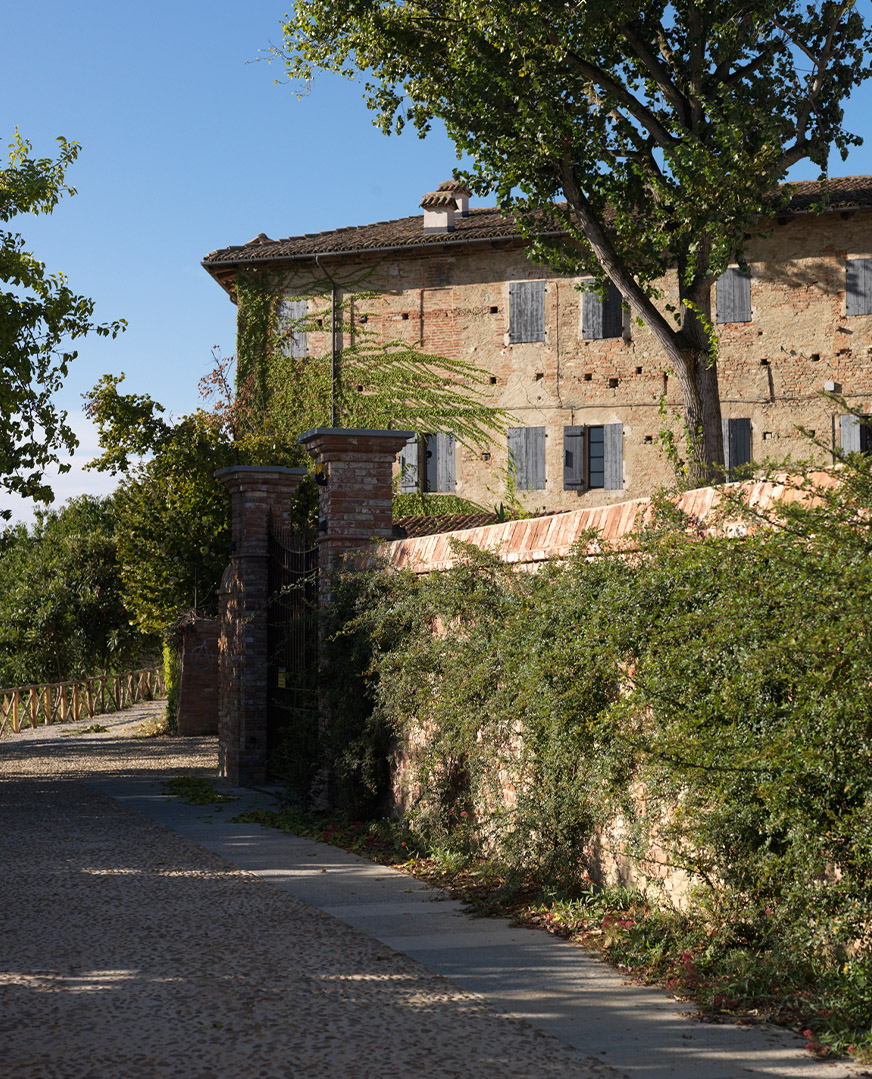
621,21,691,122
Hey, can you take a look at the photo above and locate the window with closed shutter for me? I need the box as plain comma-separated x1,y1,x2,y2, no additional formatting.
508,426,546,489
277,298,308,358
423,432,456,492
716,268,752,324
509,281,545,343
722,417,753,478
846,259,872,316
582,281,623,340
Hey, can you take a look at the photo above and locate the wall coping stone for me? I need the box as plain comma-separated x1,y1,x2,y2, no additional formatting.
298,428,415,444
214,465,308,480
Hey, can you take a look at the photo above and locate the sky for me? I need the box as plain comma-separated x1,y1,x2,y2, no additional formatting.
3,1,872,524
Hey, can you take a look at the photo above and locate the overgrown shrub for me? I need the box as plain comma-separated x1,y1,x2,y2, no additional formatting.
321,456,872,1021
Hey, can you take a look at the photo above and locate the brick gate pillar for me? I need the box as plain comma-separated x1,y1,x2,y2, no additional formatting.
214,465,307,785
297,428,414,591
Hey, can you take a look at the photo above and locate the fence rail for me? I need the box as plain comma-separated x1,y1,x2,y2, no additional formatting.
0,667,166,737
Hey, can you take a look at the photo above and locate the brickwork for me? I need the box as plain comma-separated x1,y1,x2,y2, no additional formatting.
215,465,307,785
297,429,415,596
176,618,219,736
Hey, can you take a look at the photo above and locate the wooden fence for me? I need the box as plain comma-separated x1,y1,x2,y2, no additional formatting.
0,667,166,737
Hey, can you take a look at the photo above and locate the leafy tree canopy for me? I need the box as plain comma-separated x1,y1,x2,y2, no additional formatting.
279,0,872,481
0,495,153,687
0,132,125,514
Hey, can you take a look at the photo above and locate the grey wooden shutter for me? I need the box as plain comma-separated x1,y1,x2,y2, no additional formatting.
436,432,456,492
509,281,545,343
583,282,622,340
841,414,861,453
399,435,419,492
603,423,623,490
716,268,752,324
508,426,545,489
722,417,752,477
563,426,585,489
846,258,872,317
278,298,308,358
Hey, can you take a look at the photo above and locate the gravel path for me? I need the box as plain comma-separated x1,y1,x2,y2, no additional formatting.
0,705,622,1079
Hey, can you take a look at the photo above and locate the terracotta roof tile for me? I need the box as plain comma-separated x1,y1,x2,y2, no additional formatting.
202,177,872,269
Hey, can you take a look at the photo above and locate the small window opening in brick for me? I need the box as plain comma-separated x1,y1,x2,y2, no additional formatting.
583,373,592,382
489,376,497,385
481,451,491,461
401,312,409,320
808,429,816,438
356,384,364,393
760,358,770,366
490,306,499,314
358,314,368,324
763,431,774,440
644,435,654,443
608,377,619,388
317,318,323,328
535,372,544,381
811,353,821,362
635,366,643,374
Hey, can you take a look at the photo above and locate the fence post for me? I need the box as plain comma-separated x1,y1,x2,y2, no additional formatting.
44,685,53,725
29,687,39,729
86,680,94,718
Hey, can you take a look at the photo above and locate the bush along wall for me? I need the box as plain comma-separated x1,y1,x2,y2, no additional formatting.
320,457,872,1057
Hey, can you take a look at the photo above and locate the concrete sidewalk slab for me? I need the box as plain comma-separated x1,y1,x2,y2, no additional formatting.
93,776,867,1079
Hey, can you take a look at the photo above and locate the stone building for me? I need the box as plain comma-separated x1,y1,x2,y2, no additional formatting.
203,177,872,512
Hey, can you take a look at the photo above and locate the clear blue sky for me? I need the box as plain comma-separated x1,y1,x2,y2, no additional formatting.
3,1,872,522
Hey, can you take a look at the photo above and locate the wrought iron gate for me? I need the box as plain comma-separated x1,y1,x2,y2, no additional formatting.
266,517,319,792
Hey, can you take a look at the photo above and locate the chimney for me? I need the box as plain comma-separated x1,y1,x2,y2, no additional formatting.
437,179,471,217
420,192,457,234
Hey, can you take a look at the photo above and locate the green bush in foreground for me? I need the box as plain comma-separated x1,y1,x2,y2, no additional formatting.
320,456,872,1057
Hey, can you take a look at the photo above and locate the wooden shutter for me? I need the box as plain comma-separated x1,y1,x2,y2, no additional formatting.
716,268,751,324
722,417,752,477
436,432,456,492
583,282,622,340
846,258,872,317
278,298,308,357
509,281,545,343
508,426,545,489
399,435,419,492
841,414,861,454
563,426,585,489
603,423,623,490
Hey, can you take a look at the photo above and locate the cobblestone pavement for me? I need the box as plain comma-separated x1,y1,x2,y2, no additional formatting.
0,705,623,1079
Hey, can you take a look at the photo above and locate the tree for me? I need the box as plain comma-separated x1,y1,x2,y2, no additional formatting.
0,496,152,686
0,132,125,514
279,0,872,483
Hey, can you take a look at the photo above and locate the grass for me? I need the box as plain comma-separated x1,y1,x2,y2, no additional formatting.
229,805,872,1064
161,777,239,805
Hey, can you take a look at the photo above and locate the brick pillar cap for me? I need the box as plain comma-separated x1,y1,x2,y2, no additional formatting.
214,465,308,482
298,427,415,445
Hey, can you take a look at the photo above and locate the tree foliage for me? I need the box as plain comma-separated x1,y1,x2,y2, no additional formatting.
279,0,872,481
0,132,125,513
0,496,153,686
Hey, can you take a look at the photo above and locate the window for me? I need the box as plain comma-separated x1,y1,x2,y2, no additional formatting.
509,281,545,343
722,417,752,478
846,258,872,316
563,424,623,490
840,414,871,454
582,281,623,340
716,268,751,324
423,432,456,493
508,426,546,489
399,433,457,492
277,298,307,357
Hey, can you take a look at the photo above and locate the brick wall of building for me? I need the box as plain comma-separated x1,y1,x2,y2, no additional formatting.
176,618,219,736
